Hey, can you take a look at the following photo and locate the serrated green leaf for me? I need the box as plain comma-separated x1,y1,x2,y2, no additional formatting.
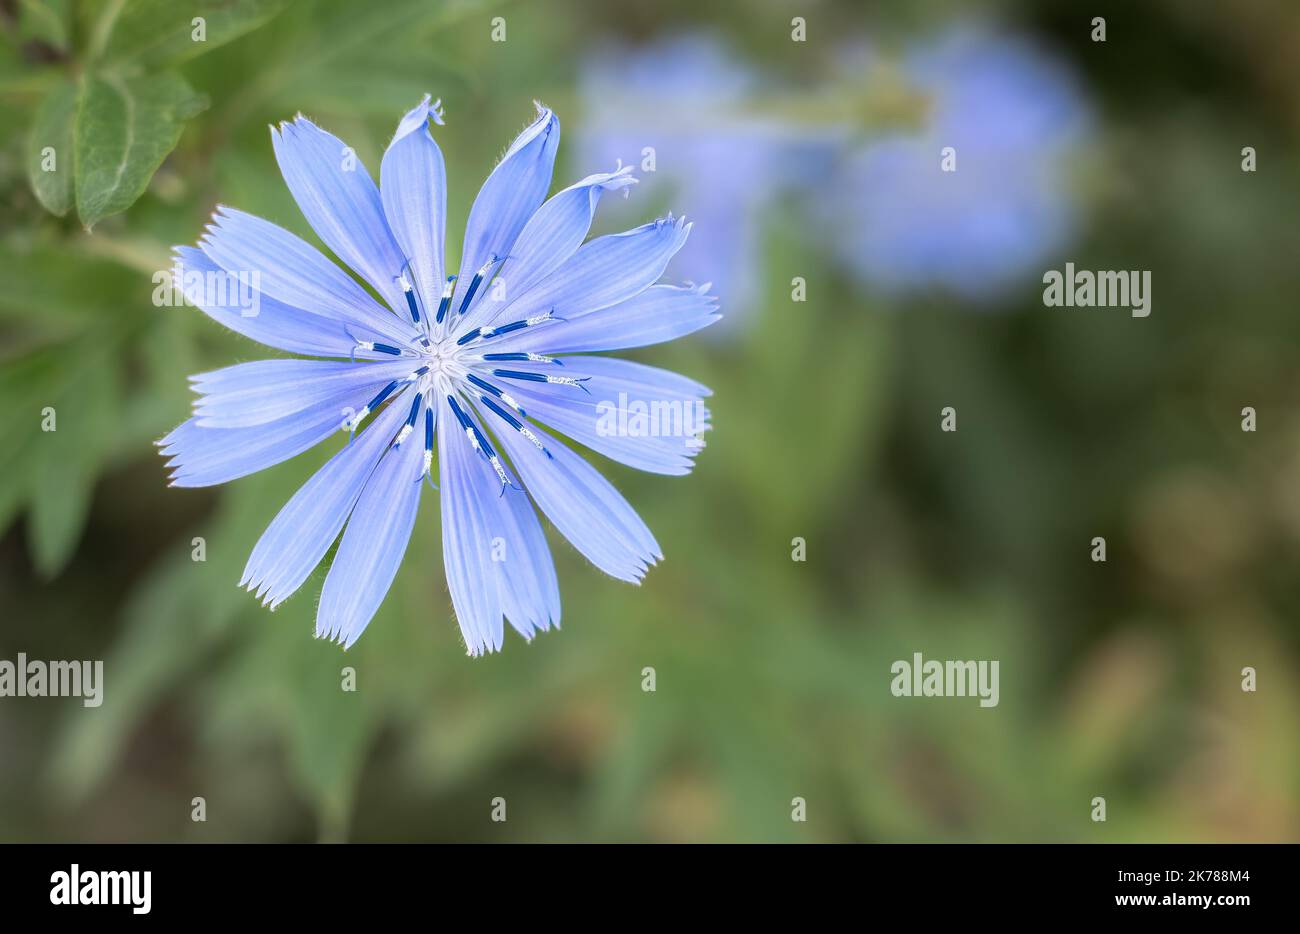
74,71,207,228
27,78,78,217
99,0,290,68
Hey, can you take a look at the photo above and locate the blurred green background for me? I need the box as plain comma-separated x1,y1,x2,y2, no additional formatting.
2,0,1299,842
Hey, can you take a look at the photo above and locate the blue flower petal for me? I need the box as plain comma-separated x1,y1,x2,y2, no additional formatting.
492,356,710,475
492,420,660,582
438,394,504,654
200,207,413,347
160,379,380,487
456,104,559,321
491,384,706,476
491,282,719,355
459,402,560,640
380,95,448,324
173,247,368,358
191,358,418,428
490,478,561,641
241,397,409,609
478,214,690,334
272,115,410,314
560,355,712,400
493,164,637,302
315,408,426,647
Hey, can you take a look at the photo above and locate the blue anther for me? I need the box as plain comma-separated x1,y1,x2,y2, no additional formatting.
465,373,500,397
457,254,499,315
480,395,522,430
436,275,457,324
491,368,548,384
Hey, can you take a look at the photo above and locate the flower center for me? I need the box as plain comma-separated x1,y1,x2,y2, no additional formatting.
423,338,461,377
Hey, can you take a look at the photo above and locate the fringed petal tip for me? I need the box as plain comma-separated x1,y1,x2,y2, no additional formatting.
681,281,724,333
238,570,291,611
314,622,360,651
657,211,690,231
504,101,558,159
462,615,561,658
465,641,500,659
576,161,639,195
650,213,692,248
679,279,721,306
392,93,446,143
268,112,318,141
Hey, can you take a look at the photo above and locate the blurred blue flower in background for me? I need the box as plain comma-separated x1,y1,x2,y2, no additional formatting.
579,26,1092,318
832,26,1092,300
578,36,835,327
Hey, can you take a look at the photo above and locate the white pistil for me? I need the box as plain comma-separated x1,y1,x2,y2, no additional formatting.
519,427,546,451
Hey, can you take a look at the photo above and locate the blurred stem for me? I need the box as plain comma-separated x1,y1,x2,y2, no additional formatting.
82,0,125,66
75,233,171,277
317,801,351,844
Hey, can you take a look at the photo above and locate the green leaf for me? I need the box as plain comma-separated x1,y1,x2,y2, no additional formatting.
74,71,207,229
27,78,78,217
17,0,70,51
98,0,290,68
27,348,119,577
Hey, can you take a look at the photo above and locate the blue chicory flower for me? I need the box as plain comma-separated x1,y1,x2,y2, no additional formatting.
831,25,1092,300
160,97,719,653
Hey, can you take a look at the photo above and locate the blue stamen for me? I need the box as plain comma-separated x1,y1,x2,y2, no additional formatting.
483,352,563,367
493,368,590,394
457,254,500,315
367,380,401,411
491,368,547,384
446,394,472,431
455,309,560,347
446,394,498,460
398,270,421,324
466,373,526,416
346,379,402,445
435,275,457,324
403,288,420,323
479,395,522,429
345,326,405,362
394,391,423,447
465,373,500,397
480,395,552,460
417,406,438,489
